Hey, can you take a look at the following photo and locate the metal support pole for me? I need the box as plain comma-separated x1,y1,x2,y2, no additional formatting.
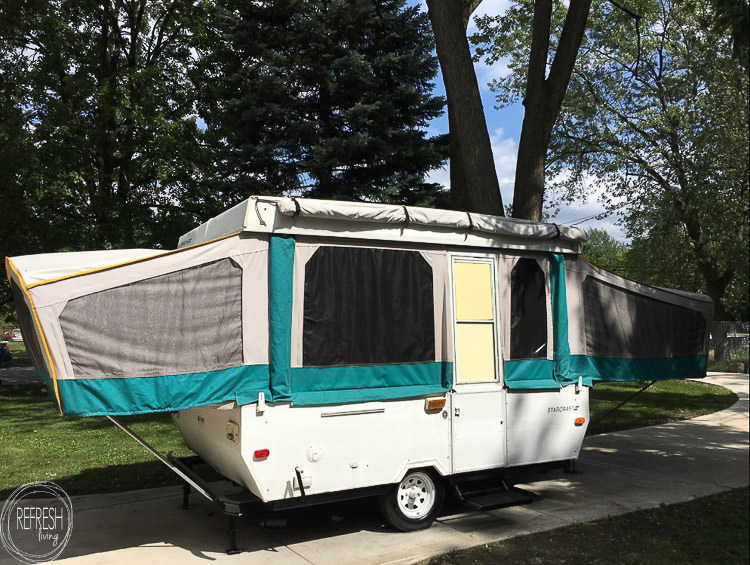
106,416,214,502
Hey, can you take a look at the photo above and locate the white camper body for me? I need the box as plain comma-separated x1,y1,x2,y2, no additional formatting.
7,196,711,530
173,331,589,505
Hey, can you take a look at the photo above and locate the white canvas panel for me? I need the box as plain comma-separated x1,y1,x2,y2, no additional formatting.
420,249,453,364
234,251,269,367
12,249,167,286
27,235,268,308
35,301,73,380
567,258,713,312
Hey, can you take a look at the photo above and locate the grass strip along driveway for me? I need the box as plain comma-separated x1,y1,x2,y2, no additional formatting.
424,487,749,565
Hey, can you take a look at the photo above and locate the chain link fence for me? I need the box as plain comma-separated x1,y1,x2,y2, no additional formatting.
710,321,749,372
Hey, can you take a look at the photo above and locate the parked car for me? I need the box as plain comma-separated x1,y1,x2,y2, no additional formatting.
9,328,22,342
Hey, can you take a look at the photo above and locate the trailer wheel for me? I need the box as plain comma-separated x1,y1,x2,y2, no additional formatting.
379,470,444,532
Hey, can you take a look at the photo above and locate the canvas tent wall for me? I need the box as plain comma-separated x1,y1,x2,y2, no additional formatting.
6,196,712,417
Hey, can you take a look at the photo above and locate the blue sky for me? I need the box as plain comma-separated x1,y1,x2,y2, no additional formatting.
414,0,627,239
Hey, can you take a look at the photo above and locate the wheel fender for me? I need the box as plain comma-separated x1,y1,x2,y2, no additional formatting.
391,459,449,485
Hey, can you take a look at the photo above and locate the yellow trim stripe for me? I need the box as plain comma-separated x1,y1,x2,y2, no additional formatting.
27,231,243,289
6,258,63,415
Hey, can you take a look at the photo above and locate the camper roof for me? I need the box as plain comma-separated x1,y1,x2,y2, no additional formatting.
178,197,586,254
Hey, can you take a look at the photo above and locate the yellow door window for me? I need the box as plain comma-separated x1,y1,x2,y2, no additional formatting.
453,259,497,383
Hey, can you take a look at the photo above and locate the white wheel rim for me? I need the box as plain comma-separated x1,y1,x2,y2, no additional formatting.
396,472,436,520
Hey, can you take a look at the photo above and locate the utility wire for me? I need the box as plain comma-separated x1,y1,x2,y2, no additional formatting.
566,200,630,226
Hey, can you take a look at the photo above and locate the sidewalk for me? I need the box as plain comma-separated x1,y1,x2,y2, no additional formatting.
2,373,747,565
0,366,39,385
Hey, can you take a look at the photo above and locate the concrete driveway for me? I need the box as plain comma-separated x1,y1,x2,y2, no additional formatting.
1,373,747,565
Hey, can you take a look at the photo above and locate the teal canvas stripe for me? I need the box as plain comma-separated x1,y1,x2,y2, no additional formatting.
290,362,451,394
503,359,558,389
57,364,270,417
570,354,707,383
268,235,295,401
291,384,447,406
504,355,708,390
549,253,572,384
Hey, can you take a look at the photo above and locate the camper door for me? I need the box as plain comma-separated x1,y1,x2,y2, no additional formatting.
449,254,507,473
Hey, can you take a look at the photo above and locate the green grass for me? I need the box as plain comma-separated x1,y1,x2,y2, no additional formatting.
588,379,737,435
0,341,32,367
707,346,749,372
424,487,749,565
0,384,193,498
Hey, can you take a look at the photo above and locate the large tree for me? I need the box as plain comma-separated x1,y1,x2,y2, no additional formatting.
199,0,447,207
0,0,210,252
0,0,212,318
473,0,592,220
425,0,504,214
428,0,593,218
479,0,749,319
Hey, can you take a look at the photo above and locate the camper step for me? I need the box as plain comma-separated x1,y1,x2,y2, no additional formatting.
460,488,534,511
452,482,535,511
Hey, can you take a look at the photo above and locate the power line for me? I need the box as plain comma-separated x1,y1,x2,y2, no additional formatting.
567,201,630,226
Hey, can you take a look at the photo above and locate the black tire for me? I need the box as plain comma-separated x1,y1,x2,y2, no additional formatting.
379,469,445,532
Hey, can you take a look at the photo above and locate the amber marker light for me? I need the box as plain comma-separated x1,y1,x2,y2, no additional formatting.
425,397,446,411
574,417,586,426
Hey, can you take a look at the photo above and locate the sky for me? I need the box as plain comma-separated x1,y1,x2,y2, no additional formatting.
414,0,628,240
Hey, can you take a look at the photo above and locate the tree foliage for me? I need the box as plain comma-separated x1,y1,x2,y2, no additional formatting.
476,0,749,319
0,0,211,253
198,0,447,207
582,228,628,273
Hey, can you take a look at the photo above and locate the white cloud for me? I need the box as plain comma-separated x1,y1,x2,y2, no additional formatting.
425,126,517,208
546,172,629,240
489,127,518,207
425,162,450,188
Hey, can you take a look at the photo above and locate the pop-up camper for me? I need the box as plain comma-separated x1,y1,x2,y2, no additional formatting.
6,197,712,533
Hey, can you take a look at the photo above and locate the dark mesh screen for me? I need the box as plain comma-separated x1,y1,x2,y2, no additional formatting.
583,277,707,358
60,258,243,378
303,247,434,366
510,258,548,359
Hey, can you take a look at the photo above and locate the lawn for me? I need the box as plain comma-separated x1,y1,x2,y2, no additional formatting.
0,384,193,498
588,379,738,435
424,487,749,565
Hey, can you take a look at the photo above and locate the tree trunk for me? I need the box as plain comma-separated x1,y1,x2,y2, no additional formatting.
513,105,550,220
426,0,503,216
512,0,592,221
